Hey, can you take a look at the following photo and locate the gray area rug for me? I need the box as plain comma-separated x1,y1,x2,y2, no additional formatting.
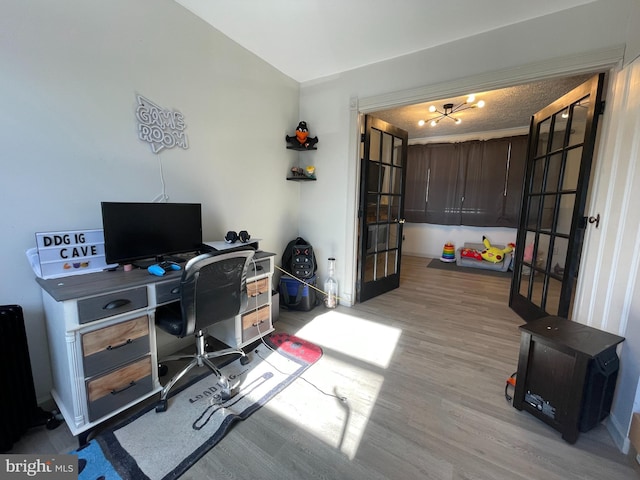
426,258,512,278
70,333,322,480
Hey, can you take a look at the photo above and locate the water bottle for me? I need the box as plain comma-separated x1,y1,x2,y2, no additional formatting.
324,257,338,308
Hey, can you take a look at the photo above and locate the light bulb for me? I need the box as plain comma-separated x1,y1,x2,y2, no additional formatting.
467,95,475,103
418,119,425,126
477,100,485,108
428,105,436,113
430,120,437,127
455,118,462,124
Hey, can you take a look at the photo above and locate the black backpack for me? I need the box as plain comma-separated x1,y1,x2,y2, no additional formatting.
281,237,317,279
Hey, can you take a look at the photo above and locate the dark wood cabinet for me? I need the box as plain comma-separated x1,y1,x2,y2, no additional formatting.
513,316,624,444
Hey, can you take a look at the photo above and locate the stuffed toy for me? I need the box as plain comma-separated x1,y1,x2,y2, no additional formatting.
461,248,483,261
480,236,513,263
286,121,318,149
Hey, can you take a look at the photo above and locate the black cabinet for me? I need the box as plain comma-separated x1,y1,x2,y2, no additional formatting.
513,316,624,444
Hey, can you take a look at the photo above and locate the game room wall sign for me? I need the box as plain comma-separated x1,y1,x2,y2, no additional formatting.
136,94,189,154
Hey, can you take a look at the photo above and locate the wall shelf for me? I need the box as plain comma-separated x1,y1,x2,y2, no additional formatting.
287,133,317,180
287,176,316,181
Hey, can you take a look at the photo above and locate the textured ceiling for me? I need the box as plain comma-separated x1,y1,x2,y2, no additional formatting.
372,74,594,139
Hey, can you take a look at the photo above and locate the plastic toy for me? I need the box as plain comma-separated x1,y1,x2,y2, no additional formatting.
147,261,181,276
440,242,456,262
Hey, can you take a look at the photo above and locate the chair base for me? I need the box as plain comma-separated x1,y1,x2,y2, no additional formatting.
155,330,248,412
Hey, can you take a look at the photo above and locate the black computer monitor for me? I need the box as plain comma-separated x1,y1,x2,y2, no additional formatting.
101,202,203,267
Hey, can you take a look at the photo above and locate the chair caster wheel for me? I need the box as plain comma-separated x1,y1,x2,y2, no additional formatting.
220,385,240,401
158,364,169,377
155,400,168,413
240,355,250,365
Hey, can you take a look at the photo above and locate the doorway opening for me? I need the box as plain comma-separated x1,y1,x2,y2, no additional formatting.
353,70,610,315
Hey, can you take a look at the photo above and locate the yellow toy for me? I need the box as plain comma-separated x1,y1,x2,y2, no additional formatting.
481,236,513,263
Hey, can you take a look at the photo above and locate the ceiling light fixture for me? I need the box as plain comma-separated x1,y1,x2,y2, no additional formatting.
418,95,485,127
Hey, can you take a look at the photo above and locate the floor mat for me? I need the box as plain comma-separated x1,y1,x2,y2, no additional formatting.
70,333,322,480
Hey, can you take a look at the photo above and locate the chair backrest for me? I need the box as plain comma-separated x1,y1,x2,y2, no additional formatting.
179,249,255,337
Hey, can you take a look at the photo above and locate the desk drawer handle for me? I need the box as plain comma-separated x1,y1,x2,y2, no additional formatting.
171,287,180,294
107,339,133,351
111,381,136,395
103,299,131,310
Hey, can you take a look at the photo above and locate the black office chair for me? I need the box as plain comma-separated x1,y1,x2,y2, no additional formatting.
154,249,254,412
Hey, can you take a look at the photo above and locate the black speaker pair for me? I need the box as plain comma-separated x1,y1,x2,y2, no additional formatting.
225,230,251,244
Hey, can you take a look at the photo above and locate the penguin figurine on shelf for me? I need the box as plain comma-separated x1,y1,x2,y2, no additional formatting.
286,121,318,149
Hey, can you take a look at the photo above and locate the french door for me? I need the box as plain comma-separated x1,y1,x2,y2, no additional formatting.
357,115,408,302
509,73,605,321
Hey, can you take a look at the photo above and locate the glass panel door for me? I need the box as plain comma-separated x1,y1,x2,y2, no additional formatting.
510,74,605,321
358,116,408,302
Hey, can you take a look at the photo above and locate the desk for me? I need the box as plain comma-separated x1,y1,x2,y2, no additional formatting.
36,250,275,440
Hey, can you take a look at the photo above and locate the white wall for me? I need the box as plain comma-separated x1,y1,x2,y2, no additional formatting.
572,55,640,452
0,0,301,402
299,0,632,305
3,0,640,451
297,0,640,450
403,224,517,259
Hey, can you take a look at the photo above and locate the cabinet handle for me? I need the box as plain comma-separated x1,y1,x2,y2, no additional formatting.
107,339,133,351
111,381,136,395
170,287,180,294
103,299,131,310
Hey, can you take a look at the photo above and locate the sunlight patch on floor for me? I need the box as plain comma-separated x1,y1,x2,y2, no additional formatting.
262,309,402,458
262,348,384,459
294,310,402,368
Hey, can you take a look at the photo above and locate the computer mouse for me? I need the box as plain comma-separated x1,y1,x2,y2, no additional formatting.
148,264,166,276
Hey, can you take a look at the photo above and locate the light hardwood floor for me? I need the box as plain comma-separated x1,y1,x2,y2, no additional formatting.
9,255,639,479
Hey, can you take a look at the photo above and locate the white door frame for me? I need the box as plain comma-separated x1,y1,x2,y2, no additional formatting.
345,46,624,306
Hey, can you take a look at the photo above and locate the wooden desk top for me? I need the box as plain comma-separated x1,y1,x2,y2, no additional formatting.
37,250,275,302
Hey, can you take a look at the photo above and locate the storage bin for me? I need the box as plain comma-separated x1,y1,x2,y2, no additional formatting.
279,275,317,311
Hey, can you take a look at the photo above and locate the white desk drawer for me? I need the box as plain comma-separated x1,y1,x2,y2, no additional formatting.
156,280,181,304
247,277,269,297
77,287,148,324
82,316,150,378
86,356,153,422
244,291,269,313
241,305,271,342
